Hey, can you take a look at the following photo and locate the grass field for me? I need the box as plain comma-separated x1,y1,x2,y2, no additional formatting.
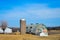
0,33,60,40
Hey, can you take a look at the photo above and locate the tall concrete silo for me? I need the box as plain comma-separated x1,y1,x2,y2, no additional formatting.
20,19,26,35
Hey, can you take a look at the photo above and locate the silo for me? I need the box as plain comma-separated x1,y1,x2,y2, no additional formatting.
20,19,26,35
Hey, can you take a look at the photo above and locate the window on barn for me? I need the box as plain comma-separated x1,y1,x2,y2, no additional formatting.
30,27,32,29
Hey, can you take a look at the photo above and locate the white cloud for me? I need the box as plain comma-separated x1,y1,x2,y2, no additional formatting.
2,4,60,20
0,4,60,27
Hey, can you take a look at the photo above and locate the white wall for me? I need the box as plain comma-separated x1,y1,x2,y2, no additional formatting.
0,28,3,33
0,27,12,33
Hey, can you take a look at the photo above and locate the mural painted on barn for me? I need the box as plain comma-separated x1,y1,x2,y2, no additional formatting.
26,23,48,36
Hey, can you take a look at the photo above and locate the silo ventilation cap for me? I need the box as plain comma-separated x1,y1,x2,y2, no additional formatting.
21,19,25,21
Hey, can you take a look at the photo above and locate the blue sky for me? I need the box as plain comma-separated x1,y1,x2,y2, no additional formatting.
0,0,60,27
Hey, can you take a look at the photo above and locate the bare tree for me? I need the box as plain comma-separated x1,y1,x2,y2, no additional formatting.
1,21,7,33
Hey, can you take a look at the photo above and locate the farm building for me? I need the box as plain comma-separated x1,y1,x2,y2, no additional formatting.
0,19,48,36
26,23,48,36
0,27,12,34
0,21,12,34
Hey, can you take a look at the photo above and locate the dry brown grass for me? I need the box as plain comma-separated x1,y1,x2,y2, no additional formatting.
0,32,60,40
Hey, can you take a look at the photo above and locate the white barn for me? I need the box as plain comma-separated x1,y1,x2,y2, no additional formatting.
0,28,3,33
0,27,12,34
